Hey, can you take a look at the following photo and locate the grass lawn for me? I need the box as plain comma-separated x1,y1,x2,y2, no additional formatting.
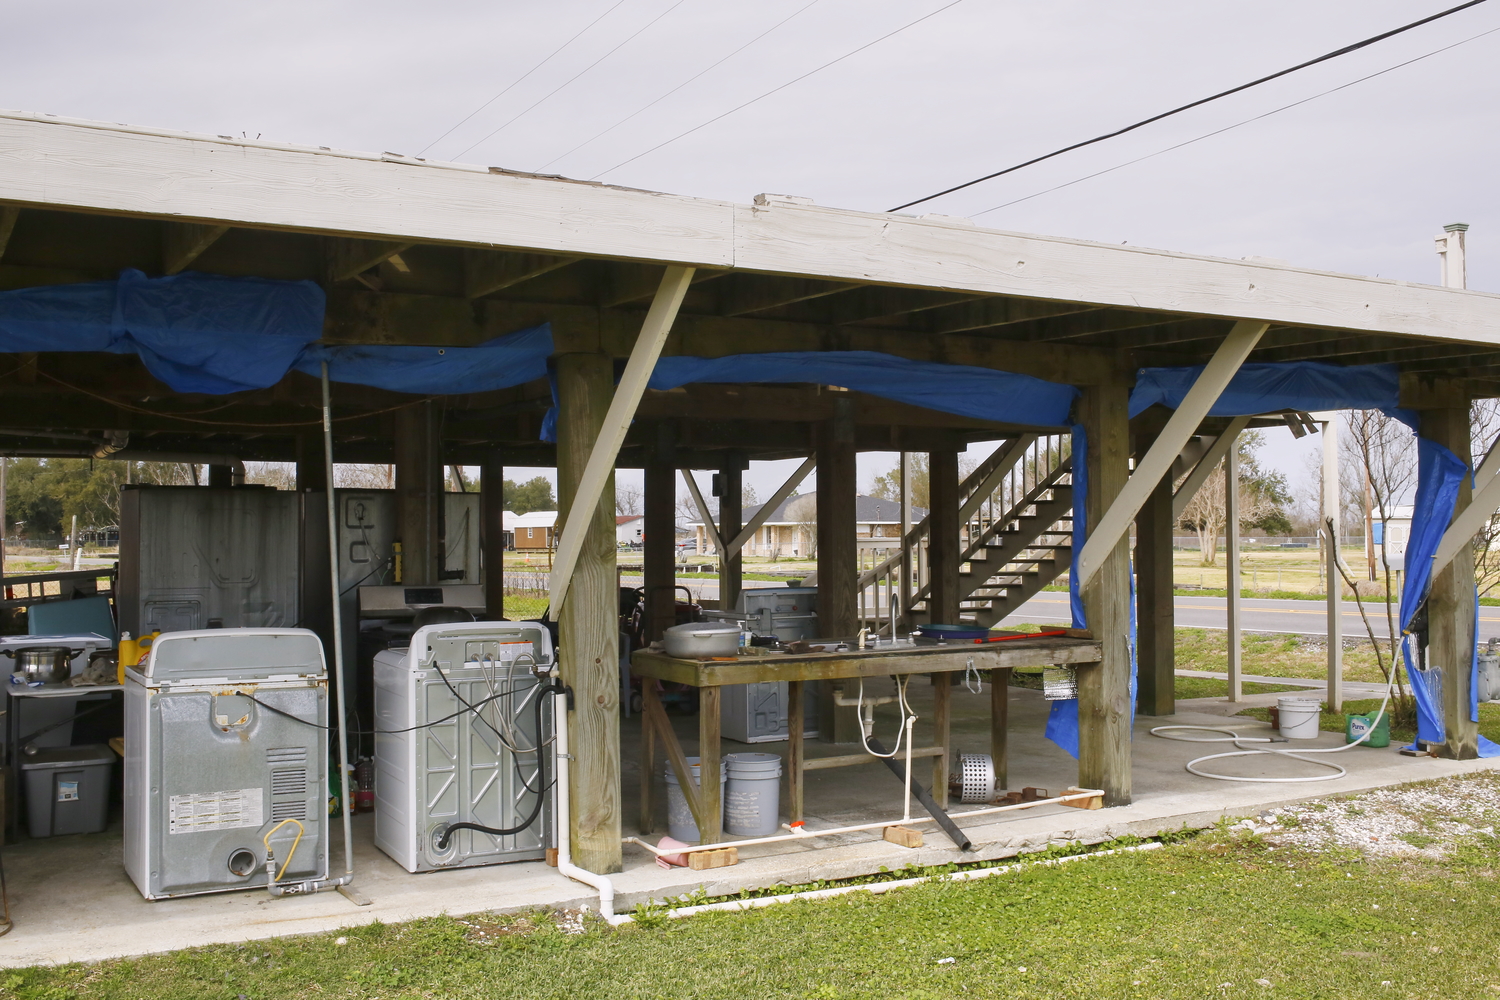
1174,627,1395,684
1172,676,1307,700
8,828,1500,999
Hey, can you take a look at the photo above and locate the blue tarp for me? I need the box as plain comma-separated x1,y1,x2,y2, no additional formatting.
0,270,554,397
1129,362,1401,419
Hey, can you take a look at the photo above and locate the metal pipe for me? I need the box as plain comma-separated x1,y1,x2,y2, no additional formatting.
321,363,357,887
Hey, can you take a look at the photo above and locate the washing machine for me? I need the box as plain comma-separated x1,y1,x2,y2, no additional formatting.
123,628,329,900
373,620,553,872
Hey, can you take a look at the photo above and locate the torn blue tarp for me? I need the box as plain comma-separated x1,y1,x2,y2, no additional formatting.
1128,362,1400,419
296,323,552,395
1397,426,1500,756
0,269,325,394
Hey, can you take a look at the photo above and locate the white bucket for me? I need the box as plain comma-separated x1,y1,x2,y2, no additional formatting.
664,757,726,844
724,752,783,836
1278,697,1322,740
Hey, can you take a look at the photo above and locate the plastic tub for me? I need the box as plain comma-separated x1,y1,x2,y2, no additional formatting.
22,744,114,838
1277,697,1322,740
664,756,726,844
724,752,783,836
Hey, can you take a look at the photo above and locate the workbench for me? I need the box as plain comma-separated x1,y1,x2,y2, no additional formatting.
631,636,1103,845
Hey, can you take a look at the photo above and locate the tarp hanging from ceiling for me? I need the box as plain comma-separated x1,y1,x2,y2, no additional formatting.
0,270,554,397
1128,362,1400,419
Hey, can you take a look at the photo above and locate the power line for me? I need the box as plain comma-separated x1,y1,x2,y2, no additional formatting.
889,0,1491,212
534,0,826,173
454,0,695,161
418,0,631,158
591,0,966,180
968,23,1500,219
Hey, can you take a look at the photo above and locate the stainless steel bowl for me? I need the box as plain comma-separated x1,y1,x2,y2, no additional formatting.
662,622,741,659
10,646,79,685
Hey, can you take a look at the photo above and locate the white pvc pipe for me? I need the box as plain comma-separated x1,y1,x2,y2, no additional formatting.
552,675,629,925
321,363,357,885
619,843,1161,924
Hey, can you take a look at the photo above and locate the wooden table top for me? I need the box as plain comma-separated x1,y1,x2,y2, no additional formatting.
631,636,1102,687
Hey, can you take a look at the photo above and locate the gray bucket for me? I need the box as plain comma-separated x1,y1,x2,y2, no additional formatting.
664,756,726,844
724,752,783,836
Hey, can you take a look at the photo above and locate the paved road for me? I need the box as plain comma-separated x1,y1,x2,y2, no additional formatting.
626,576,1500,640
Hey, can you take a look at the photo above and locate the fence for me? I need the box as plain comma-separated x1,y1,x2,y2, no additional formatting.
1170,534,1365,551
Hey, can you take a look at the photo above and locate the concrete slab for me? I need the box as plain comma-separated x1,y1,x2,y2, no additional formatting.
1,682,1493,969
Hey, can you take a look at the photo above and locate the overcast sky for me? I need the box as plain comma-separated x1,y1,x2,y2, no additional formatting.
6,0,1497,503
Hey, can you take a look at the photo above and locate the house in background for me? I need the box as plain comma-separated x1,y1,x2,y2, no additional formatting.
617,515,644,547
689,493,926,558
507,510,558,550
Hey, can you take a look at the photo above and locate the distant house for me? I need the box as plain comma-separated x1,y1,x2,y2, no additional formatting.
616,514,644,546
1373,504,1413,571
688,493,926,558
507,510,558,550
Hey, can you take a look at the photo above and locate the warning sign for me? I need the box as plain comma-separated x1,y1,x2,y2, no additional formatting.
168,788,264,834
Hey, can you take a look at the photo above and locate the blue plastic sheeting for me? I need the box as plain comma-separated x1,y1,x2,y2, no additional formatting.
0,269,325,394
297,324,552,394
1397,430,1500,756
649,352,1079,428
1128,362,1400,419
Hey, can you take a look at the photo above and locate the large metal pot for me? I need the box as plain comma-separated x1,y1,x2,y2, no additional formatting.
663,622,741,659
7,646,81,685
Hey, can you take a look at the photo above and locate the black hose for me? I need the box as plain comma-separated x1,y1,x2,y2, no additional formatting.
437,678,562,850
864,736,973,851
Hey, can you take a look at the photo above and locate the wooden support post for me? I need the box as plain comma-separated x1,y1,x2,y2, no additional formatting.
1134,419,1175,716
788,679,805,823
927,446,961,625
719,453,744,614
556,352,623,872
899,452,913,631
295,435,328,493
1323,415,1343,710
1420,401,1480,759
640,680,659,834
931,671,951,808
208,465,234,488
394,400,442,585
1077,382,1133,807
1226,436,1243,702
991,667,1010,790
697,686,723,844
643,423,678,643
481,452,505,619
816,394,860,742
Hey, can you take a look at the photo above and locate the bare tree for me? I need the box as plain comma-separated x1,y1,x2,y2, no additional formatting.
334,464,395,489
244,462,296,490
616,482,643,517
1471,399,1500,597
1177,457,1279,567
784,493,817,558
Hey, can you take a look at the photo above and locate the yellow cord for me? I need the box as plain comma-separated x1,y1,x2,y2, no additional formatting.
262,819,305,882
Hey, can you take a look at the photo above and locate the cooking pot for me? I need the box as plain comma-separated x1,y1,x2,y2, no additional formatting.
663,622,741,659
6,646,82,685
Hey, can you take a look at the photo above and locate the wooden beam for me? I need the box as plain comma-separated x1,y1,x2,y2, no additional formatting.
722,456,815,558
716,274,861,316
1172,416,1254,519
719,454,743,612
1134,414,1175,717
1077,380,1132,807
327,237,415,283
643,423,678,643
920,297,1101,335
1078,321,1268,589
481,451,505,619
1016,308,1186,343
0,206,19,260
928,447,960,624
162,222,229,274
464,249,579,298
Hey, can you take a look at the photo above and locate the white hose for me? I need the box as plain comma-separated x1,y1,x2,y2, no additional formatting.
1152,669,1395,783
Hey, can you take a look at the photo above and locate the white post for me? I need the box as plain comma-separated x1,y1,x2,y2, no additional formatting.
548,265,695,614
69,514,80,571
320,363,357,888
1225,437,1242,702
1436,223,1468,289
1323,414,1342,711
1076,320,1268,589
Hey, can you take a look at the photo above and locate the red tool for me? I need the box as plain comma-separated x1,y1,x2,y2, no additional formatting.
972,629,1068,643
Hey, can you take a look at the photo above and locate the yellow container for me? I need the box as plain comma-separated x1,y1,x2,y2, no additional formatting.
117,632,139,685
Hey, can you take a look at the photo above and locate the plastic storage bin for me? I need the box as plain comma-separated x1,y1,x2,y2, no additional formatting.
664,756,725,844
22,744,114,838
724,753,782,836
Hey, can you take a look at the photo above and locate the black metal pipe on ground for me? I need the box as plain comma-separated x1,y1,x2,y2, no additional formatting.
864,737,973,851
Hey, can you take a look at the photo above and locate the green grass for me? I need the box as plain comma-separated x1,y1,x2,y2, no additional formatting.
501,596,549,620
1172,676,1308,700
10,830,1500,998
1174,627,1394,684
1235,697,1500,746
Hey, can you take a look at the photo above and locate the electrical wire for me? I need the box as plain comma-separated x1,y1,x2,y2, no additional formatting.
418,0,632,157
453,0,696,161
534,0,826,172
591,0,966,179
236,685,532,735
970,21,1500,219
889,0,1492,212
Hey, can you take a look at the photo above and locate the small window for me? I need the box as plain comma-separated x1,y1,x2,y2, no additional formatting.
526,527,534,539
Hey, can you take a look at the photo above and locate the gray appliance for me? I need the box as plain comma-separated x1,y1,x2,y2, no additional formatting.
372,621,552,872
123,628,329,900
118,486,300,636
707,587,820,744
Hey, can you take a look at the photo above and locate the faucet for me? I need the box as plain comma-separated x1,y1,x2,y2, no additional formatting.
857,627,869,650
